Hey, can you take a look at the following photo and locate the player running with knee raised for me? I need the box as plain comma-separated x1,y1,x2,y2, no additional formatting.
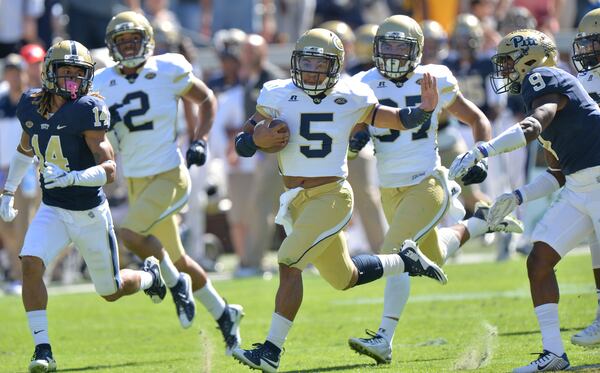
94,11,243,354
346,15,523,365
231,28,449,373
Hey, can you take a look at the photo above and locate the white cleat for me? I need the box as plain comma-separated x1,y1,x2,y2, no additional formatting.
348,329,392,364
513,350,570,372
571,318,600,346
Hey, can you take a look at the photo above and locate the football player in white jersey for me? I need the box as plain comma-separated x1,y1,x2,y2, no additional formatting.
230,27,451,373
558,8,600,347
94,11,244,354
346,15,523,364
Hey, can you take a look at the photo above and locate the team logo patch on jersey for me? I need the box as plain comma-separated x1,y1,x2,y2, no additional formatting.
377,81,386,88
25,120,34,128
144,72,157,80
289,95,298,101
334,97,348,105
41,123,49,130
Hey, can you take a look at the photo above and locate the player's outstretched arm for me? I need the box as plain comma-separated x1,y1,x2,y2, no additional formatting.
488,149,564,226
449,93,568,180
183,77,217,167
446,92,491,142
84,130,116,184
366,72,438,131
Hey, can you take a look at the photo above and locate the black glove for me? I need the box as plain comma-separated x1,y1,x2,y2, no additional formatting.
461,158,488,185
186,139,207,168
349,130,370,153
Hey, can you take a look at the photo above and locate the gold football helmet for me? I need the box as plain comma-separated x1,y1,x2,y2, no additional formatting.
491,29,557,94
42,40,95,99
319,20,356,46
291,28,344,96
421,20,448,63
374,15,424,81
572,8,600,73
451,13,483,56
354,24,378,65
105,11,155,68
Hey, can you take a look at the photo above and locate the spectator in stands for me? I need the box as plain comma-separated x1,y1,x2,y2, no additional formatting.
19,44,45,88
0,0,45,58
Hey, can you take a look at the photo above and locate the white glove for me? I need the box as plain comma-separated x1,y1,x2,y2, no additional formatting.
448,147,485,180
43,162,75,189
488,192,519,227
0,193,18,222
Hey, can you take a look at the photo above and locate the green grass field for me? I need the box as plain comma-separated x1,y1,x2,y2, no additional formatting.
2,253,599,372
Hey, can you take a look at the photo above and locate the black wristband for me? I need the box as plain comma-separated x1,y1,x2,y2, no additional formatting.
398,106,433,129
235,132,258,157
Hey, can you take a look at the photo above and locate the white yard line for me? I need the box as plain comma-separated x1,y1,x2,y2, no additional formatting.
452,321,497,370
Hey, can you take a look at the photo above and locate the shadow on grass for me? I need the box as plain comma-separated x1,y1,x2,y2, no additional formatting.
499,327,582,337
570,363,600,371
59,358,186,372
281,363,376,372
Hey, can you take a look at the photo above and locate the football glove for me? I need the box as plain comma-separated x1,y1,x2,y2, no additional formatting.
349,131,370,153
0,193,18,222
461,158,488,185
186,139,207,168
43,162,75,189
449,146,485,180
488,192,519,227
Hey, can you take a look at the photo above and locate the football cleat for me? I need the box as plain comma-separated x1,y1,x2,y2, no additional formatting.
232,341,282,373
142,257,166,303
571,318,600,346
348,329,392,364
29,343,56,373
399,240,448,284
170,272,196,328
474,202,524,234
218,304,245,355
513,350,570,372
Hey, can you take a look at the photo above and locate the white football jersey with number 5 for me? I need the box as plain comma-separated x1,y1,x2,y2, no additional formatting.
354,64,459,187
256,77,378,178
94,53,194,177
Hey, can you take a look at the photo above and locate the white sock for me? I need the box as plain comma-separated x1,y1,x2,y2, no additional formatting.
27,310,50,346
596,289,600,320
461,216,489,238
194,279,226,320
266,312,293,349
438,228,461,263
139,270,154,290
378,273,410,344
159,251,180,288
376,254,405,276
535,303,564,356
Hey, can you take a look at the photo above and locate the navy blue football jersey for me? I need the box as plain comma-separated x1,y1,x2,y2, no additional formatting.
16,89,110,210
521,66,600,175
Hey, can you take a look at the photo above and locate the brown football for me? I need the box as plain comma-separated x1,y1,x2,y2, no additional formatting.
259,118,290,153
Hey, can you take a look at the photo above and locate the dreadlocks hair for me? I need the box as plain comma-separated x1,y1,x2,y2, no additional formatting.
30,89,104,118
31,89,53,118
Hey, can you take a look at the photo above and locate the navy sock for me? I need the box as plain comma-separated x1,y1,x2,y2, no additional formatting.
351,255,384,286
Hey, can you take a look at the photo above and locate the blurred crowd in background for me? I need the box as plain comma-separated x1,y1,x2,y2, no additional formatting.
0,0,598,295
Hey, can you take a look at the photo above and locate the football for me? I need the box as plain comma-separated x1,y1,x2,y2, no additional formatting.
259,118,290,153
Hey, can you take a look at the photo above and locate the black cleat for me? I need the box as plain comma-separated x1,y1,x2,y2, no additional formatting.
232,341,282,373
399,240,448,284
143,257,167,303
29,343,56,373
170,273,196,328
